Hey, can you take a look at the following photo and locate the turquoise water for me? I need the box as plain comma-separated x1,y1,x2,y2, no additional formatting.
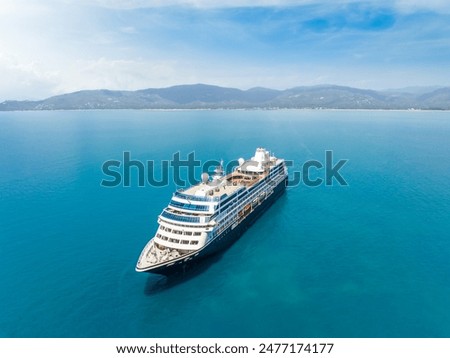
0,109,449,338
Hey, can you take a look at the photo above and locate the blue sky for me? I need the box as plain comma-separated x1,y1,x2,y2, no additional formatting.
1,0,450,100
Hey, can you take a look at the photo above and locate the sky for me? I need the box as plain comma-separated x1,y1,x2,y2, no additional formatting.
1,0,450,101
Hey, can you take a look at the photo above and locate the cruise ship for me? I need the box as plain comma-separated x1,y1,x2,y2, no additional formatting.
136,148,288,275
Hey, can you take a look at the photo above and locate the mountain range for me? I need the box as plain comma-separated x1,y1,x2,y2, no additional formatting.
1,84,449,110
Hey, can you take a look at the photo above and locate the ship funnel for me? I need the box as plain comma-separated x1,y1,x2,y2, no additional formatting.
201,172,209,184
253,147,269,163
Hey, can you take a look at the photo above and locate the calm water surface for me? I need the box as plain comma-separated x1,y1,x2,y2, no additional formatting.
0,109,449,337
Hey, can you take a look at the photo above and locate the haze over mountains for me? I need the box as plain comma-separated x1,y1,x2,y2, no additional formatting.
1,84,449,110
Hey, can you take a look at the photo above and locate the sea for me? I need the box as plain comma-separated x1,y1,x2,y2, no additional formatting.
0,109,449,338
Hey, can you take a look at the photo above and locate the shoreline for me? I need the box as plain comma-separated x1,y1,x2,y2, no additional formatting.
0,107,449,113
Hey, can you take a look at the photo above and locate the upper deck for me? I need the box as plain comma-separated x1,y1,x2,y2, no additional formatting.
174,148,283,204
182,178,242,199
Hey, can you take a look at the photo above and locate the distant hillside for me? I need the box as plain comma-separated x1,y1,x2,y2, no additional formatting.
1,84,449,110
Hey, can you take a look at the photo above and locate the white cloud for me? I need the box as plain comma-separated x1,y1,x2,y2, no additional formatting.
4,0,450,14
82,0,450,13
0,56,183,100
0,53,60,101
394,0,450,14
83,0,317,9
120,26,137,34
55,58,179,93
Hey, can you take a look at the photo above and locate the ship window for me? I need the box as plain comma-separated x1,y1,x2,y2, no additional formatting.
190,241,199,245
166,228,172,232
156,233,161,238
160,225,165,230
193,232,201,236
169,200,210,211
161,236,168,241
181,240,189,245
173,230,182,235
185,232,192,236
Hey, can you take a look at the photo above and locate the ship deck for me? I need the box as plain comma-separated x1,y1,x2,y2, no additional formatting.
182,181,242,198
182,170,266,199
178,157,281,200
